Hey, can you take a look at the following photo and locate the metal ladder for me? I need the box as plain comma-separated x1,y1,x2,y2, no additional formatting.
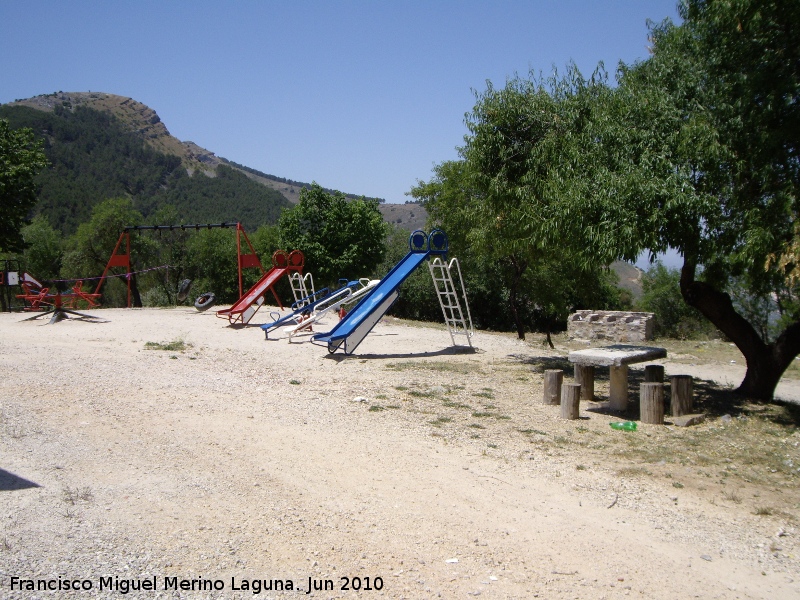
428,257,474,347
289,272,315,307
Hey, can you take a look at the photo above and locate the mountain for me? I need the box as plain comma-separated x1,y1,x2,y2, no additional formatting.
1,91,428,234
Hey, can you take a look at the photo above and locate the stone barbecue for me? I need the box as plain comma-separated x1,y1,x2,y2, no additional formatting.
567,310,655,342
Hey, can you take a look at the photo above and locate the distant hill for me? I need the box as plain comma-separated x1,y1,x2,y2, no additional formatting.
0,93,293,234
610,261,644,299
1,91,426,234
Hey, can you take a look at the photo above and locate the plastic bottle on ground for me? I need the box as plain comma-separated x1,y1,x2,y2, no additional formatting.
610,421,637,431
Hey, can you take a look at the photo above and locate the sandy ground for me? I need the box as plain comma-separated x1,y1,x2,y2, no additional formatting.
1,306,798,599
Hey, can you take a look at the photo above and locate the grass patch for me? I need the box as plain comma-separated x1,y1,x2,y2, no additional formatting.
368,405,385,412
471,411,494,418
469,423,486,429
442,401,472,410
144,339,188,352
62,486,93,504
429,416,452,427
616,466,652,478
289,379,301,385
723,491,742,504
385,361,481,375
473,391,495,399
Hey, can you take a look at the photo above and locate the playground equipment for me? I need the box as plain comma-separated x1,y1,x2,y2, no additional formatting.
12,269,103,323
18,288,103,324
288,272,316,307
261,285,335,339
285,278,380,340
2,260,48,311
99,222,264,307
261,278,380,340
216,250,304,325
313,229,473,355
428,257,474,347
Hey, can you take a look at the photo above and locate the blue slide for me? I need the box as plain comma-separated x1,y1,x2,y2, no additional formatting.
313,230,447,354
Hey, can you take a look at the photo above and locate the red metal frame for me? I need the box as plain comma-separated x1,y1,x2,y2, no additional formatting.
95,222,266,308
17,280,101,311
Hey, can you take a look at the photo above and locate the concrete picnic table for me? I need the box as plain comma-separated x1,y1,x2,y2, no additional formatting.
567,345,667,411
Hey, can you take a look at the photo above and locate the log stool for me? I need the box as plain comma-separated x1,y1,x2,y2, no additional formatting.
561,383,581,420
543,369,563,406
644,364,665,383
670,375,694,416
640,382,665,424
574,364,595,401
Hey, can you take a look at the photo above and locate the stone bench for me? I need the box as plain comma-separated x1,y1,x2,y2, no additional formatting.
567,345,667,411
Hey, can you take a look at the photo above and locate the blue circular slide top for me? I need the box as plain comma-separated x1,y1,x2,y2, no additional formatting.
409,230,428,253
429,229,448,253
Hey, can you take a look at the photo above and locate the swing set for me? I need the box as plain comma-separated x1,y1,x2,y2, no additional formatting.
96,222,271,308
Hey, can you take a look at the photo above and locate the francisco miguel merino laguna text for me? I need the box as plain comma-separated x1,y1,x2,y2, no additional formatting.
9,574,385,594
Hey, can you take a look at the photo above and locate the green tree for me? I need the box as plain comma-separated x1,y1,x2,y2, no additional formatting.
453,0,799,400
185,228,239,304
0,119,48,252
19,215,63,281
410,155,624,345
636,262,714,339
61,198,149,306
279,183,387,287
611,0,800,399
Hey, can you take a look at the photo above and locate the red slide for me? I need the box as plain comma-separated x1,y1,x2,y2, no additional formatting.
216,250,304,325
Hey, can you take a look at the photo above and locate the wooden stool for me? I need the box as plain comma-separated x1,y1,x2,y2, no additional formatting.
543,369,563,405
640,382,665,424
574,364,595,401
670,375,694,416
561,383,581,420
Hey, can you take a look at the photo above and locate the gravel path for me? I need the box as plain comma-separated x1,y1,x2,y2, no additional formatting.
1,308,798,599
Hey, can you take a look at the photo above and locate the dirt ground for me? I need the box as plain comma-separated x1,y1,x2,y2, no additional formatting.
1,306,798,599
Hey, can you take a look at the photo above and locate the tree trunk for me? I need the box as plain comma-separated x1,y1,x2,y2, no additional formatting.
130,271,143,308
506,256,527,340
680,257,800,401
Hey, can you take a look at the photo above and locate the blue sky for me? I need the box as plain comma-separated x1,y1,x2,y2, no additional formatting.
2,0,680,209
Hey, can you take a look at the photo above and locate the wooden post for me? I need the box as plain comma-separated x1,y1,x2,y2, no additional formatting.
670,375,693,417
640,382,665,424
543,369,563,405
574,364,595,401
609,365,628,411
561,383,581,420
644,364,665,383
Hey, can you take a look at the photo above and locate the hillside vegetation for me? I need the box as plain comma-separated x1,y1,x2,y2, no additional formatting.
0,101,291,234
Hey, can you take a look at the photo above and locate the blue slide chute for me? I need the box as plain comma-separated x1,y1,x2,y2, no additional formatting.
313,230,447,354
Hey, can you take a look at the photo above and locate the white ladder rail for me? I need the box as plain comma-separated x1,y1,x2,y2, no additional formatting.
428,257,474,347
289,272,315,307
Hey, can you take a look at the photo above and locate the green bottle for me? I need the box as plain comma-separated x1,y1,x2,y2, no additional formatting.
610,421,637,431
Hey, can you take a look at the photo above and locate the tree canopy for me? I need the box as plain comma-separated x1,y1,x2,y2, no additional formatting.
279,183,388,287
0,119,48,253
413,0,799,400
